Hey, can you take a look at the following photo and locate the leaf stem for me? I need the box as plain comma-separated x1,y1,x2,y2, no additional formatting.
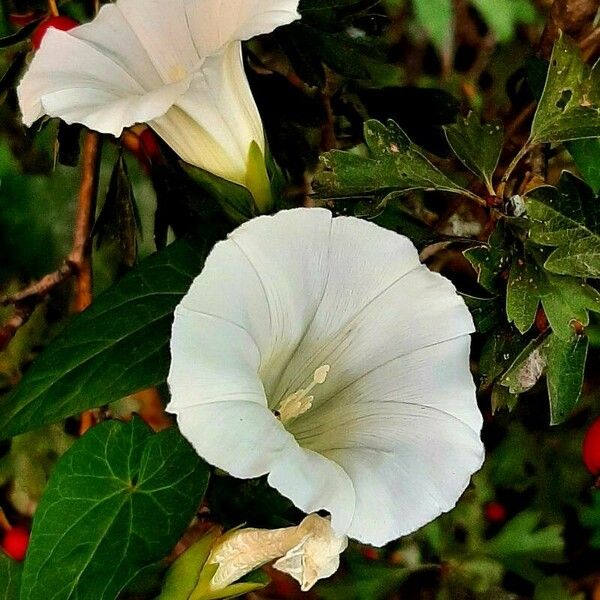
498,142,531,198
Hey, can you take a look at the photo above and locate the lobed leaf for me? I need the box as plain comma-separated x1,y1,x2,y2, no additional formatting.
444,112,503,191
526,172,600,278
317,119,469,198
530,35,600,144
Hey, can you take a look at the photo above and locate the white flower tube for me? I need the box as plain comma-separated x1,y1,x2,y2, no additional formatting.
168,208,485,547
17,0,301,210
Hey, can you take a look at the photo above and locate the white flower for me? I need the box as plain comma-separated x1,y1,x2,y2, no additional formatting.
208,514,347,591
168,208,484,547
17,0,301,209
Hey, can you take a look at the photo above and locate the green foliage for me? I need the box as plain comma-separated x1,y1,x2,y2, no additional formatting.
412,0,453,57
483,512,564,582
21,418,210,600
444,113,503,193
318,119,469,198
506,246,600,340
0,239,209,439
0,553,22,600
530,35,600,144
526,173,600,278
567,139,600,193
470,0,538,43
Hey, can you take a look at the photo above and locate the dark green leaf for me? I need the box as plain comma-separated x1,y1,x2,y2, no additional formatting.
444,112,503,191
0,239,209,439
567,139,600,193
0,52,27,103
479,327,527,390
462,295,503,334
0,18,42,48
506,246,600,340
530,35,600,144
464,221,512,294
545,333,588,425
21,418,210,600
526,172,600,278
0,553,22,599
317,119,469,198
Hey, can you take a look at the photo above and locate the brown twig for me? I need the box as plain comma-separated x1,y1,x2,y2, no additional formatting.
0,303,36,352
1,131,102,346
47,0,59,17
70,131,102,312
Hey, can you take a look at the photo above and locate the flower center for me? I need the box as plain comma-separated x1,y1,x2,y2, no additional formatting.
168,64,189,83
275,365,330,425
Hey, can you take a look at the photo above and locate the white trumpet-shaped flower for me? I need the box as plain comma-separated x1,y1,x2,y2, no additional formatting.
17,0,301,209
168,208,484,547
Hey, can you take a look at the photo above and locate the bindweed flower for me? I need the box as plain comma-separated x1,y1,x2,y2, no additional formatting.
17,0,301,211
168,208,484,547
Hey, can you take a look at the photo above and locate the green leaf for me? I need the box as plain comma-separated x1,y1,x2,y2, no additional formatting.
0,18,42,48
484,511,564,582
444,112,503,192
526,172,600,278
0,239,209,439
500,332,588,424
464,221,513,294
545,333,588,425
0,553,22,599
534,576,584,600
506,246,600,340
317,119,469,198
530,35,600,144
412,0,453,56
567,138,600,193
21,418,210,600
470,0,538,43
581,493,600,549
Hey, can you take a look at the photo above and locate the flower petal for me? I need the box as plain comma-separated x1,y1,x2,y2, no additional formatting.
152,43,264,183
18,28,189,134
270,216,467,405
117,0,202,83
170,208,333,400
268,444,355,535
288,337,483,546
185,0,301,56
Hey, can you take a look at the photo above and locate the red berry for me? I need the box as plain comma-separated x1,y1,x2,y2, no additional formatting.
32,16,79,50
583,417,600,476
484,501,507,523
1,527,30,561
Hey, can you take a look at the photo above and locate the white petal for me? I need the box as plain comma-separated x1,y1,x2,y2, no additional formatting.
116,0,202,84
288,337,483,545
70,3,163,89
172,208,333,397
270,216,469,405
268,445,355,535
151,43,264,184
185,0,301,56
18,28,188,134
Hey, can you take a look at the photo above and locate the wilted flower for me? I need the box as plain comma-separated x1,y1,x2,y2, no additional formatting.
168,208,484,547
17,0,301,210
209,514,347,591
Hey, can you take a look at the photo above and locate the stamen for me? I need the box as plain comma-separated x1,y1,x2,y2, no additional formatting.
276,365,330,424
